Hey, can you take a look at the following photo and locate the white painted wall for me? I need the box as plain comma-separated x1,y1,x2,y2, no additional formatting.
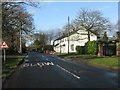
54,29,97,53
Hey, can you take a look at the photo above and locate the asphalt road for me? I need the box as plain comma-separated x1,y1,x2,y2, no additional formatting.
3,52,119,88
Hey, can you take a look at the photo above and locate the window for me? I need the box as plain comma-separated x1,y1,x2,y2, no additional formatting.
91,34,93,36
71,44,74,51
61,39,64,42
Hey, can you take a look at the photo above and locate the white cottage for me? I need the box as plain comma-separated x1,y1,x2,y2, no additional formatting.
53,29,98,53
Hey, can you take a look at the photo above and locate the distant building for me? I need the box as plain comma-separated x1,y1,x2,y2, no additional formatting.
53,29,98,53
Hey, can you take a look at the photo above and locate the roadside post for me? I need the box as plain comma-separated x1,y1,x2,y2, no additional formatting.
0,41,9,63
3,48,6,62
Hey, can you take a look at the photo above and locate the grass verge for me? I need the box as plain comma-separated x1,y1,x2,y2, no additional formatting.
56,53,97,59
55,53,119,70
2,55,25,81
80,56,119,70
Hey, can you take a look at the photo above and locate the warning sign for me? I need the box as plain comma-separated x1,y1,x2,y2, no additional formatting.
0,41,9,49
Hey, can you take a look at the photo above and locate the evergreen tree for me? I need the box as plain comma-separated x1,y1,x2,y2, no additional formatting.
102,32,108,42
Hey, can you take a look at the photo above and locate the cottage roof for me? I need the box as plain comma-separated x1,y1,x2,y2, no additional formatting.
54,29,99,41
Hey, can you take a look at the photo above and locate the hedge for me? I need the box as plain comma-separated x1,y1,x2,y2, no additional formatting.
85,40,98,55
76,46,86,54
76,41,98,55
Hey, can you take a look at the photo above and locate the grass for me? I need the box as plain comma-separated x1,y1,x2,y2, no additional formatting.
2,55,25,81
55,53,119,70
56,53,97,59
82,57,119,69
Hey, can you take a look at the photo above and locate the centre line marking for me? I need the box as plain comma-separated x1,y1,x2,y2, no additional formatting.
56,65,80,79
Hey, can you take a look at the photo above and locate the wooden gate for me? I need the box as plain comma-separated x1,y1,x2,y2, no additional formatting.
103,44,116,56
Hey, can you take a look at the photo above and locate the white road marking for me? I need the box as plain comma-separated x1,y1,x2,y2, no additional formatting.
22,61,54,68
30,63,32,66
23,63,29,68
45,62,54,66
56,65,80,79
41,63,45,66
45,62,50,65
32,64,37,66
49,62,54,65
37,63,42,67
37,63,40,65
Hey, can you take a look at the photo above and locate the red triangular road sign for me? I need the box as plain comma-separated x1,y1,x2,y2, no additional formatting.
0,41,9,48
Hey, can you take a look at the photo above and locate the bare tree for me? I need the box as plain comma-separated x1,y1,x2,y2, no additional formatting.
74,8,112,41
115,20,120,32
46,30,55,45
18,2,42,8
61,22,75,36
2,2,34,53
51,28,62,39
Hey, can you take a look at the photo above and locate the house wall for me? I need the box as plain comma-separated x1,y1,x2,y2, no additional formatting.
54,40,60,52
60,37,68,53
54,30,97,53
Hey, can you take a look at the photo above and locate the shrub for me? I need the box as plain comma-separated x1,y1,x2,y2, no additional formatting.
76,46,85,54
85,41,98,55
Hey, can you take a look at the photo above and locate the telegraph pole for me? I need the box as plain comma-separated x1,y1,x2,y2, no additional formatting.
59,32,61,54
60,39,61,53
19,21,22,54
67,16,70,54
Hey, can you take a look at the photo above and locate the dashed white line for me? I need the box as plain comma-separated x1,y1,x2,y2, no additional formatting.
56,65,80,79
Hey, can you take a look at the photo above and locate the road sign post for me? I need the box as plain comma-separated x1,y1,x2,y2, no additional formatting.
3,48,6,62
0,41,9,63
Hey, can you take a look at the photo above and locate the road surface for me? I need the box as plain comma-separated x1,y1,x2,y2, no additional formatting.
3,52,119,88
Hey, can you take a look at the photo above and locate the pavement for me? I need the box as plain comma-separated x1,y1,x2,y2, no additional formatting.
2,51,119,88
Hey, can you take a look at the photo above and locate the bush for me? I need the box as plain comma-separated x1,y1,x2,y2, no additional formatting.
76,46,85,54
85,41,98,55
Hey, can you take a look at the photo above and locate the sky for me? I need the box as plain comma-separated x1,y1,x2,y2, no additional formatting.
26,1,118,36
